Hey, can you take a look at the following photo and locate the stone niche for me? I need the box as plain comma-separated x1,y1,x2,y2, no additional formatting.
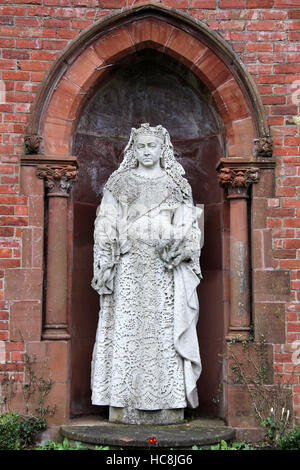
19,6,283,433
71,49,226,419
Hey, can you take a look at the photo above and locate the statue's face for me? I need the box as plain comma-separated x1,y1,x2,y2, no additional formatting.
133,135,163,169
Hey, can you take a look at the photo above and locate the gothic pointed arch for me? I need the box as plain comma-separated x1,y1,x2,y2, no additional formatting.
26,3,269,159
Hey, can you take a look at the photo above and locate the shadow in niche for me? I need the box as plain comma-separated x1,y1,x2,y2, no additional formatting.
70,49,225,420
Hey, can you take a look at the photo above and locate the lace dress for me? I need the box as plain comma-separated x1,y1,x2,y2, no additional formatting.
91,169,202,410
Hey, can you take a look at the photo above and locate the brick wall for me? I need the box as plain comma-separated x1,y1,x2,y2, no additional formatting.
1,0,300,425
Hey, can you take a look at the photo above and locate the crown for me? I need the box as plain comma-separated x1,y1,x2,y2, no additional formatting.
133,123,165,141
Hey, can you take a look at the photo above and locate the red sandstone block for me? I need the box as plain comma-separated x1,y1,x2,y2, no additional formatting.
15,206,28,216
0,26,27,37
273,249,297,259
44,18,71,28
0,216,28,227
268,208,294,218
0,165,15,174
288,32,300,40
271,105,298,115
280,260,300,269
259,53,286,63
275,0,300,6
163,0,189,7
283,177,300,186
42,39,68,50
289,10,300,19
15,17,43,28
261,10,287,20
0,227,14,237
275,64,300,74
73,0,98,5
4,114,29,124
31,72,49,82
287,322,300,332
230,32,258,41
246,43,273,52
0,206,14,215
0,332,8,340
247,21,274,31
100,0,126,6
11,352,24,362
0,248,12,258
31,51,59,61
5,342,24,352
0,6,27,16
0,311,8,321
44,0,71,5
259,75,285,84
29,27,57,39
288,20,300,30
259,31,286,41
267,219,282,228
16,39,43,49
262,96,286,105
287,53,300,63
72,19,93,29
219,0,245,7
220,20,245,30
2,71,30,82
27,6,55,16
167,28,207,65
285,137,300,146
247,0,273,6
18,60,52,72
0,38,14,48
56,29,78,40
291,280,300,290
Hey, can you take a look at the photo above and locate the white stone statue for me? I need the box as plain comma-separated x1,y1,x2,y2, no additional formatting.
91,124,203,424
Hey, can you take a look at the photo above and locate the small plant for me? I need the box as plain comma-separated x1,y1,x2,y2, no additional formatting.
0,412,47,450
261,407,290,444
0,411,20,450
0,374,17,414
22,353,56,419
210,440,254,451
19,414,47,449
277,423,300,450
36,437,88,451
35,438,110,450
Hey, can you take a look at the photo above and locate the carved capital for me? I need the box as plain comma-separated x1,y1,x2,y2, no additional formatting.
24,134,43,154
36,164,78,197
254,135,273,158
218,166,260,199
218,167,260,188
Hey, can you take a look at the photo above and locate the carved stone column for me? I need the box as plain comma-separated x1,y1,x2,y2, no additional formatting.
36,164,78,340
217,161,260,340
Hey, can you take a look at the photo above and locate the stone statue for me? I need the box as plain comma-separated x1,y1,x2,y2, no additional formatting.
91,124,203,425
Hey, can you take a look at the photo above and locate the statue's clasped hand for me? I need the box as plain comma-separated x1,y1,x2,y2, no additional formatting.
155,237,192,270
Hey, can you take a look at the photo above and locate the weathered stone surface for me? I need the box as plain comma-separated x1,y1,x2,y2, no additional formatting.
60,418,235,449
253,270,290,302
254,302,285,344
10,301,42,341
109,407,184,425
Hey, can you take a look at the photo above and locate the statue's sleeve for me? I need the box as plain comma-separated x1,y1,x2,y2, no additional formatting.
173,201,203,408
172,202,203,279
91,188,119,295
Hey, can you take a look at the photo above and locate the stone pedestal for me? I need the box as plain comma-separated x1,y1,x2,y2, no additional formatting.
109,407,184,425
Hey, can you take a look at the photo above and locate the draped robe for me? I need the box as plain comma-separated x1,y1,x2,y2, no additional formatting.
91,169,203,410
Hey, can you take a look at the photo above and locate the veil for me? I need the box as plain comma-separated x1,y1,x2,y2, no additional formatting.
105,124,192,201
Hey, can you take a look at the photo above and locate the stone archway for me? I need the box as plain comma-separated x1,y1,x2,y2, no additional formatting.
22,4,273,425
